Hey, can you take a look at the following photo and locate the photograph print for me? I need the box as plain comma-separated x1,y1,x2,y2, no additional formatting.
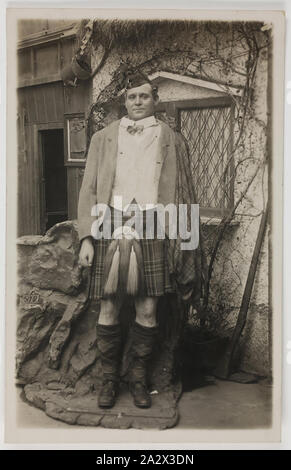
6,8,284,442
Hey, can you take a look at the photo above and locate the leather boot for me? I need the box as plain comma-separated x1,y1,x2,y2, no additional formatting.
96,323,122,408
129,321,158,409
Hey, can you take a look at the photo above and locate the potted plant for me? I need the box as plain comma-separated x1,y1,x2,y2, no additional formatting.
177,304,230,391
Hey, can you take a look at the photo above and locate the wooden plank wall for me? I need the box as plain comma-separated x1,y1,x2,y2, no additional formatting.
19,82,65,124
17,119,39,235
18,81,91,236
17,82,65,236
18,33,91,236
67,167,85,220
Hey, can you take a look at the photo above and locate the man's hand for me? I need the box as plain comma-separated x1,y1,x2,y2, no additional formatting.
79,237,94,268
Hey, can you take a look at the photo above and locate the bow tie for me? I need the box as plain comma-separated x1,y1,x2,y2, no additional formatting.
127,124,144,135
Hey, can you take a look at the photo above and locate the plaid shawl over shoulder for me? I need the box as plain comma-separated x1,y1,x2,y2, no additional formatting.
165,132,202,305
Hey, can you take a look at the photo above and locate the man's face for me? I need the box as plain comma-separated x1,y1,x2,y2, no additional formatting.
125,83,158,121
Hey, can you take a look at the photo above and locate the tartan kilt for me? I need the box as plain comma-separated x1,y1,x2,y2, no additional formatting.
89,236,174,300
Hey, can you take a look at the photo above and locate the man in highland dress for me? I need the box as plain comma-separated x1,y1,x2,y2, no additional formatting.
78,69,198,409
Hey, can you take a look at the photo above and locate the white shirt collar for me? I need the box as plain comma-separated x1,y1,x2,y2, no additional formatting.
120,115,158,129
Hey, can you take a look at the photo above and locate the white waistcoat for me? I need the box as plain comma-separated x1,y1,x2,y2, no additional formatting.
110,115,161,211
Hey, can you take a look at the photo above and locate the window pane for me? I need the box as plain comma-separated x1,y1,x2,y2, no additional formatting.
180,105,232,212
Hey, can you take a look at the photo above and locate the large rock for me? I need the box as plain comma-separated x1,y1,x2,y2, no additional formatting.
16,221,86,380
16,221,183,429
17,221,83,295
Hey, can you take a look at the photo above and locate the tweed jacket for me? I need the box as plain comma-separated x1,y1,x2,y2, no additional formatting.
78,118,177,242
78,117,201,301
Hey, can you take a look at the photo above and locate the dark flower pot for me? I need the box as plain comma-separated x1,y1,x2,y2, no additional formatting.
61,57,92,84
178,325,229,390
191,336,229,371
71,56,91,80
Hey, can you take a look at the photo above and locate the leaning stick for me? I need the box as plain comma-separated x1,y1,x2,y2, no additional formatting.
215,200,269,379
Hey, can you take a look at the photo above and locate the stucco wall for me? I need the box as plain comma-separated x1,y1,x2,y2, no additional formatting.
153,80,226,101
90,21,270,376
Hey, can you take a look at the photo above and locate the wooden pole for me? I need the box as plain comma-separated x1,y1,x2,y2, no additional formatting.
215,201,269,379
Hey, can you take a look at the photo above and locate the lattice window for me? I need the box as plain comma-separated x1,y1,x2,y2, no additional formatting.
179,101,234,217
157,97,234,217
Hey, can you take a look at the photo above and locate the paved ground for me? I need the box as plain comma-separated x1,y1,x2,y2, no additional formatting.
16,377,272,430
177,378,272,429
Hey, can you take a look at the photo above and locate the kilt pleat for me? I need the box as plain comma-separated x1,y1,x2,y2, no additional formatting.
89,237,174,299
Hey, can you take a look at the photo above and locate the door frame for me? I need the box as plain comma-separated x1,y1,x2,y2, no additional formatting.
34,122,64,234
